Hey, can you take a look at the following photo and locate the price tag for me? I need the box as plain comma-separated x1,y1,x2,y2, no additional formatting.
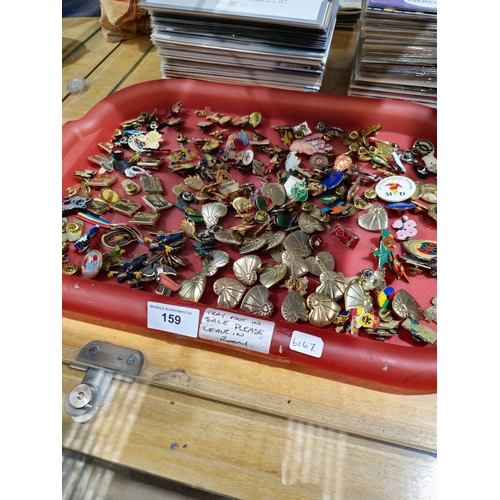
199,308,274,354
290,331,324,358
147,301,199,338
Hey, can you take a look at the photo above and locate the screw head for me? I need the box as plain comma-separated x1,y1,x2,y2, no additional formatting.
87,346,99,356
126,355,138,366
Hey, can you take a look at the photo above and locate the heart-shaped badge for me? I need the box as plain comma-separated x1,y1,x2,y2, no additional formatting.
357,206,388,231
178,272,206,302
261,231,286,251
261,182,287,206
259,262,288,288
306,292,341,328
213,278,247,309
297,212,326,234
283,230,312,258
201,250,230,277
240,285,274,317
233,255,262,286
305,252,335,276
281,290,308,323
239,235,268,254
281,251,309,278
201,202,228,228
316,270,346,301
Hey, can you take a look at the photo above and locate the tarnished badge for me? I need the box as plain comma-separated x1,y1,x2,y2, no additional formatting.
87,176,118,187
110,199,142,217
136,157,164,169
129,211,161,227
141,175,163,193
142,194,173,212
86,198,111,216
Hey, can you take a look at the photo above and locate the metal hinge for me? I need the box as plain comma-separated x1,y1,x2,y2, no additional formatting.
64,340,145,423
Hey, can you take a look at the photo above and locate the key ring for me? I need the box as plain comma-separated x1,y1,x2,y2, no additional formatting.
124,166,151,178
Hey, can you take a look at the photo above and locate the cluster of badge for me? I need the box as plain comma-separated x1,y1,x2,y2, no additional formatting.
62,102,437,346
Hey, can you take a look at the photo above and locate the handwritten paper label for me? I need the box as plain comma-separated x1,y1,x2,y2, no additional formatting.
290,331,324,358
199,308,274,353
147,302,199,338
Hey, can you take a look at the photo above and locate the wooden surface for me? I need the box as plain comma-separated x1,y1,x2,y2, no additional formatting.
62,17,436,500
62,316,436,500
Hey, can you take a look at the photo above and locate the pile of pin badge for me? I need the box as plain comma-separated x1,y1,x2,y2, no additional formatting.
62,102,437,346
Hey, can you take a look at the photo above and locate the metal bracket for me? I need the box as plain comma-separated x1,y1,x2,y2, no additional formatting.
64,340,145,423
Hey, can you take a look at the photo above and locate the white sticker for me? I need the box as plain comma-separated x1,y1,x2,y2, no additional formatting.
147,301,199,337
290,331,324,358
199,308,274,354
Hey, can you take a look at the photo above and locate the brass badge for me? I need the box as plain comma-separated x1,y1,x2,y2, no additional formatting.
178,272,207,302
307,292,340,328
281,290,308,323
121,179,141,196
201,250,230,277
233,255,262,286
110,199,142,217
259,263,288,288
240,285,274,317
87,176,118,187
213,278,246,309
87,153,111,166
142,194,173,212
141,175,163,193
99,188,121,205
129,211,161,227
136,157,164,169
86,198,111,216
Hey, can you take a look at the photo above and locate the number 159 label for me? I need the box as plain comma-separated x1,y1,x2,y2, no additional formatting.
147,302,199,338
290,330,324,358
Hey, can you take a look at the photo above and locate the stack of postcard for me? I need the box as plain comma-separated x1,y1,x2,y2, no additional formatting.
336,0,363,29
348,0,437,107
139,0,340,92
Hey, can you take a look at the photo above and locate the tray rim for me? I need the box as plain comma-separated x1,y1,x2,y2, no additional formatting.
62,78,437,394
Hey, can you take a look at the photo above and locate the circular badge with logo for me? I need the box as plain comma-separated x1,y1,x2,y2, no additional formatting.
375,176,416,202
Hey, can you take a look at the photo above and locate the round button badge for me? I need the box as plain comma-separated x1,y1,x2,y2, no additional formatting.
81,250,103,279
375,176,416,202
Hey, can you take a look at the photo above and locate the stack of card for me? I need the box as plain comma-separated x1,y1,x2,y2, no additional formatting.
140,0,340,92
348,0,437,107
336,0,363,29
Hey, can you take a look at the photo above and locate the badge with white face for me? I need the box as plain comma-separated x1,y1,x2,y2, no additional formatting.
375,175,416,202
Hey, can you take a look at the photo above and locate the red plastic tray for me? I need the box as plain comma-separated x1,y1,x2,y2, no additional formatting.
62,79,437,394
